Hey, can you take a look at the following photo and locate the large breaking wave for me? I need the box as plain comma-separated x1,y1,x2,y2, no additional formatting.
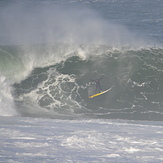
1,44,162,120
0,1,163,120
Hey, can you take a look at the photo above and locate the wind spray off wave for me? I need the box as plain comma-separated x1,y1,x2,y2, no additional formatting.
0,1,162,120
0,76,18,116
0,2,149,46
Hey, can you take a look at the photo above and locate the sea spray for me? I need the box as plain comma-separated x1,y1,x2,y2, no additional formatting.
0,1,162,120
0,2,149,47
0,76,18,116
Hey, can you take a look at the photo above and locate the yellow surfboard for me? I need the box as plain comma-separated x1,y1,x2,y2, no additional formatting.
88,87,112,98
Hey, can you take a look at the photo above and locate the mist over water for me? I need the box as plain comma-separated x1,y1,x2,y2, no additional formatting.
0,1,162,120
0,1,148,47
0,1,149,82
1,1,163,162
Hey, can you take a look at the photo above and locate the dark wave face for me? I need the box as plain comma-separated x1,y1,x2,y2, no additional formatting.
13,45,163,120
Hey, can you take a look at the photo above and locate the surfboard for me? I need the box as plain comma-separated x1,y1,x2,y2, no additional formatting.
88,87,112,98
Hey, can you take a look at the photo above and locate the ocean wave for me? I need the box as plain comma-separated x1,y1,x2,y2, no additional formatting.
8,45,163,120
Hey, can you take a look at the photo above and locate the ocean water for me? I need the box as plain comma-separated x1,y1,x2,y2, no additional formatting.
0,0,163,162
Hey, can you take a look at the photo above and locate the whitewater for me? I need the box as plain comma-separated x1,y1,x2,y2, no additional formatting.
0,0,163,162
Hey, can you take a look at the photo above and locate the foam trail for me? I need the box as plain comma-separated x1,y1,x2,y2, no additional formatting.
0,76,18,116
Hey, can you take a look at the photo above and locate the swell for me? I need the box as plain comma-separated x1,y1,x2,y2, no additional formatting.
12,47,163,120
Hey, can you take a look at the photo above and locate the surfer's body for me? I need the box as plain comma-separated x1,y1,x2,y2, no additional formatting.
91,76,104,94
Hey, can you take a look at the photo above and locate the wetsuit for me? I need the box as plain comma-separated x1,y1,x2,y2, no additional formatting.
91,76,103,94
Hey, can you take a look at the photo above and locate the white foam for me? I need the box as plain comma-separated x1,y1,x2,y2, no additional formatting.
0,75,18,116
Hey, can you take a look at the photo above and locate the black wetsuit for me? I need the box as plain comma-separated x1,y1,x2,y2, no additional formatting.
91,76,103,94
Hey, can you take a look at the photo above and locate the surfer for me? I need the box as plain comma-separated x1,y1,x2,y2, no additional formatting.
91,76,104,94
